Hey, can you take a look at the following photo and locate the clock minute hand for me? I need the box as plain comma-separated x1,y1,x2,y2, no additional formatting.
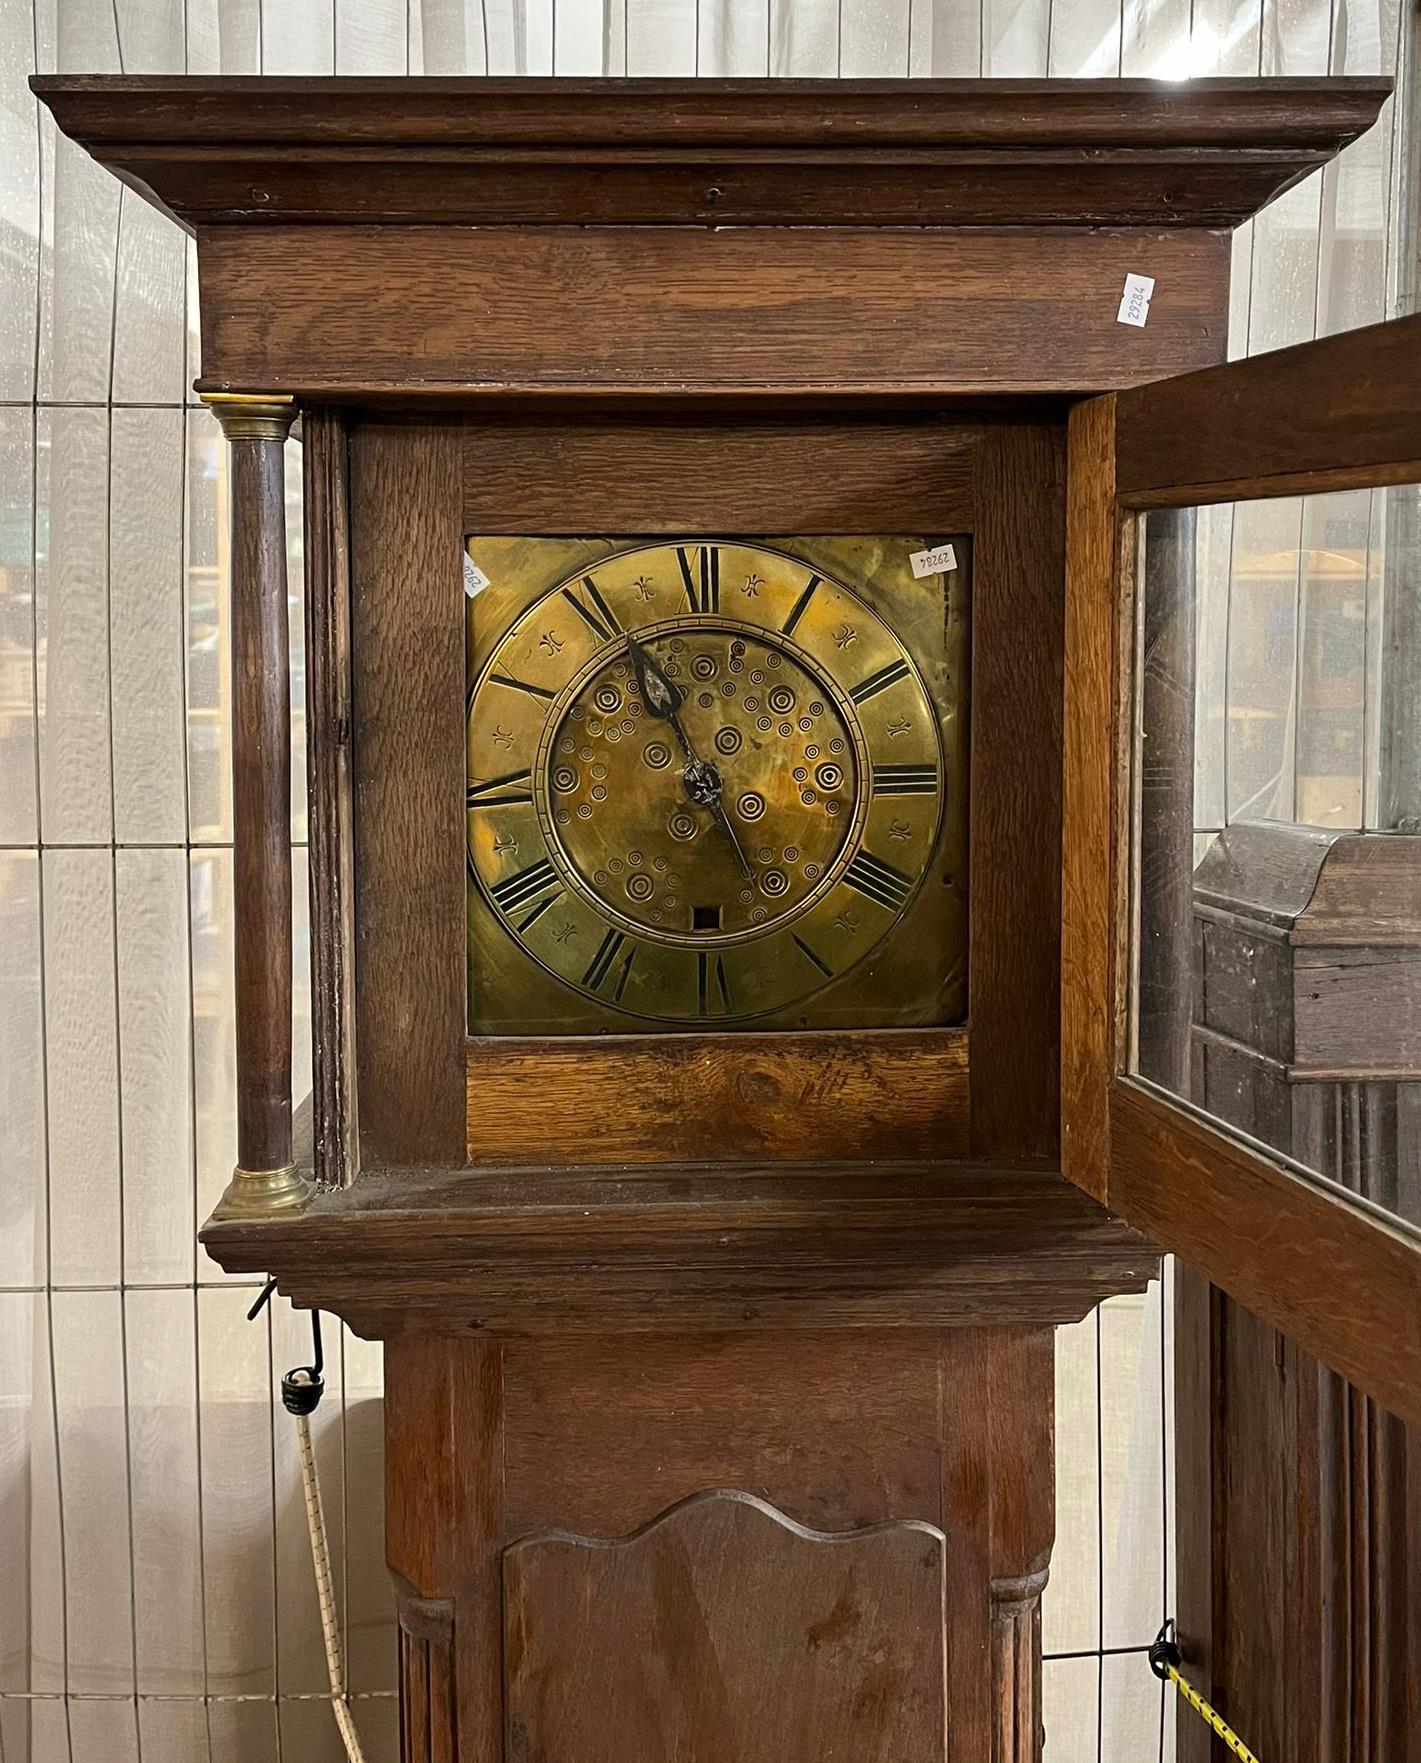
705,792,754,883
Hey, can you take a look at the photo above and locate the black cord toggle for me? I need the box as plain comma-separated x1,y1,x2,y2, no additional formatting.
281,1308,326,1415
247,1281,327,1415
1149,1619,1182,1682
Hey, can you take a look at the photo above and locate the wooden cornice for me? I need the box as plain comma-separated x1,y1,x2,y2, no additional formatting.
31,75,1390,231
200,1159,1158,1338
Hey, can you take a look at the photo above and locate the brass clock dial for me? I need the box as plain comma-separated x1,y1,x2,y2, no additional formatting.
467,537,967,1033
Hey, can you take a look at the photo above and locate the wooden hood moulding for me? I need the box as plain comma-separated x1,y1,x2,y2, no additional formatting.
32,75,1390,403
30,74,1390,230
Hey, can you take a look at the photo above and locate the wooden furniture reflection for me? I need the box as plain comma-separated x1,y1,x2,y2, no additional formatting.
1179,824,1421,1763
32,73,1392,1763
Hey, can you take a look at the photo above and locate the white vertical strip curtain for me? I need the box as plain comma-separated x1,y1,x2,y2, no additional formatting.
0,6,1407,1763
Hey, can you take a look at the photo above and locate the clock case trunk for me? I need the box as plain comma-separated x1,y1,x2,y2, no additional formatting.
33,74,1389,1763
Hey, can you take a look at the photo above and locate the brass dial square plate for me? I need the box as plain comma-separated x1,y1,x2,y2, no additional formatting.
466,536,968,1034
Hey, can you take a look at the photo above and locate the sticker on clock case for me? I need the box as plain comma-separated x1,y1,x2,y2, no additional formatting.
464,555,491,598
908,543,957,579
1117,273,1155,328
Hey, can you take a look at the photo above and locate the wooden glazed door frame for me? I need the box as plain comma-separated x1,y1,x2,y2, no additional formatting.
1062,311,1421,1429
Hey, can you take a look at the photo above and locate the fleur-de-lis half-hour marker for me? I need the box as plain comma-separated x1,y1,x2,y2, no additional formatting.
887,716,912,738
492,725,514,750
493,834,518,856
742,572,764,597
833,623,858,649
888,820,911,842
552,921,576,945
539,630,563,655
834,909,861,935
632,575,656,603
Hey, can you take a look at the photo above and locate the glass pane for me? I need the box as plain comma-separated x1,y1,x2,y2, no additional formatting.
464,534,969,1035
1130,487,1421,1234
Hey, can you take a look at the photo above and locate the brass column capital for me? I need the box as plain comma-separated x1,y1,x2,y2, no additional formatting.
201,391,299,443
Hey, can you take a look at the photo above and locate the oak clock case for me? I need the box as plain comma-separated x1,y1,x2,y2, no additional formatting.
466,534,969,1034
39,67,1395,1763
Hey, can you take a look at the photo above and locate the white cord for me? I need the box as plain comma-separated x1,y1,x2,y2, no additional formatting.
296,1406,369,1763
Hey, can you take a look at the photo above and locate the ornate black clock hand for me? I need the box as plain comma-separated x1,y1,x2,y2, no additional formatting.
628,636,753,881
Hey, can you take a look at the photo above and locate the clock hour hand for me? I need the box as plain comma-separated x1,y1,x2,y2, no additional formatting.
628,636,684,731
629,637,753,882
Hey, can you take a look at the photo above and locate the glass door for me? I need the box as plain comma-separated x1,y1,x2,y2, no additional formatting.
1062,312,1421,1425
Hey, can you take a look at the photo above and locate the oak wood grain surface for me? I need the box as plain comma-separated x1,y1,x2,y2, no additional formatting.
382,1327,1059,1762
195,225,1231,400
504,1491,946,1763
201,1160,1158,1334
461,417,979,534
466,1029,969,1165
1059,397,1118,1205
302,408,359,1186
230,433,293,1172
350,422,467,1165
1110,1082,1421,1431
969,424,1064,1161
1116,309,1421,505
33,75,1389,231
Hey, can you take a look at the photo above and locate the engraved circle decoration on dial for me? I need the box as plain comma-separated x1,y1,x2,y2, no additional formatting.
467,541,945,1024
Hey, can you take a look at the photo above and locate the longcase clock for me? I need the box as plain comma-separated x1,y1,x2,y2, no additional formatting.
34,71,1403,1763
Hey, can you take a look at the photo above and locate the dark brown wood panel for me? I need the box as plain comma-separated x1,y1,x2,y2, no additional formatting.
302,407,359,1186
1116,310,1421,506
34,74,1388,147
504,1491,946,1763
229,433,294,1173
969,424,1065,1161
1060,398,1119,1203
502,1330,945,1537
982,1329,1055,1763
196,226,1231,400
466,1029,969,1165
350,422,467,1165
202,1161,1157,1335
385,1337,504,1763
500,1327,1055,1761
1110,1081,1421,1431
381,1327,1058,1763
461,418,978,534
34,75,1388,231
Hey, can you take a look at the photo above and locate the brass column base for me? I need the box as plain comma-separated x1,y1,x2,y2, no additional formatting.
212,1163,312,1220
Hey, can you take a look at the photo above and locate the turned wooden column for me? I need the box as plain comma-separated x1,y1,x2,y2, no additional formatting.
203,392,309,1218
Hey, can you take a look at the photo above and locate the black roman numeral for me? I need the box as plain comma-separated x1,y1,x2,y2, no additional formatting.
489,673,555,701
792,934,833,979
781,573,821,637
677,544,720,613
583,929,636,1002
850,659,911,704
562,576,622,642
515,890,562,933
697,951,732,1015
871,763,938,796
467,769,533,808
842,849,915,911
491,858,559,914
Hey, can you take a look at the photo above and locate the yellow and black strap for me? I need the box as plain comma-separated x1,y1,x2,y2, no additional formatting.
1149,1622,1262,1763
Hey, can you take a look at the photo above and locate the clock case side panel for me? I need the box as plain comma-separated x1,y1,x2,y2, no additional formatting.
344,410,1067,1171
